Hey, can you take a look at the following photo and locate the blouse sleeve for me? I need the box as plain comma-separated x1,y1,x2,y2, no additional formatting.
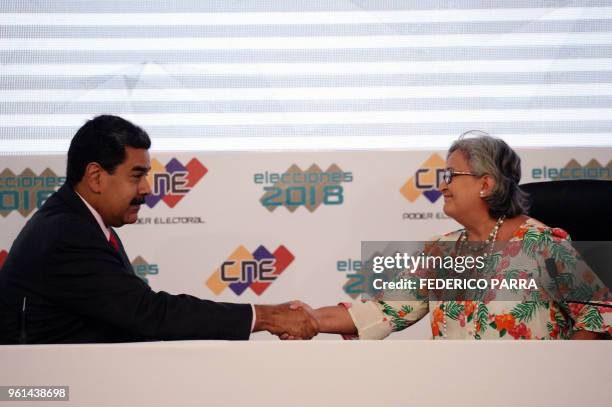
536,228,612,335
569,302,612,335
344,300,429,340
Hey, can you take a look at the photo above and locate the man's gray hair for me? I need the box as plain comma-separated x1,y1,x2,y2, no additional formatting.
448,130,530,219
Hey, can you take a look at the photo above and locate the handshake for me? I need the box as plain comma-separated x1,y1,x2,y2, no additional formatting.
253,301,319,340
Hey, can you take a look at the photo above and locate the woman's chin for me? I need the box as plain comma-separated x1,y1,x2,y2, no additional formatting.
442,203,453,217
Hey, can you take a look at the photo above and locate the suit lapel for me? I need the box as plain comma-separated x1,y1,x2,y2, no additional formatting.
55,185,135,276
109,228,134,275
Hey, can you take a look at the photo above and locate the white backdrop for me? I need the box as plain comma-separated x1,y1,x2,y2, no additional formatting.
1,147,610,339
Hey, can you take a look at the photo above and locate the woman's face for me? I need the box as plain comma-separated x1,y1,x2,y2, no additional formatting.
439,150,483,219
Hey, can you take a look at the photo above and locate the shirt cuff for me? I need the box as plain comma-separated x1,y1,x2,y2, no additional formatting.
337,302,358,340
250,304,257,332
346,300,393,340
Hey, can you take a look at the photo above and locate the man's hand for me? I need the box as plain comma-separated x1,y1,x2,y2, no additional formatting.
282,301,358,337
253,303,319,339
280,301,317,340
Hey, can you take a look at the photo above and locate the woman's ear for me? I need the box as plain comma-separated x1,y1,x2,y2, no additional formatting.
480,174,496,197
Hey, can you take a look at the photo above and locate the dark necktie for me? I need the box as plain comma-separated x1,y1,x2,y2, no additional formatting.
108,231,120,252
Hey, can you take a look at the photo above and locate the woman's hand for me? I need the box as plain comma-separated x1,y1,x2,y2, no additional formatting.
278,301,317,340
279,301,357,339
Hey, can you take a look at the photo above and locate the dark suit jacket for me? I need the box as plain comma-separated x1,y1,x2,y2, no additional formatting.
0,184,252,343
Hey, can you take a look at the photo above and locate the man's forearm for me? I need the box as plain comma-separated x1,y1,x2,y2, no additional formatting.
252,304,275,332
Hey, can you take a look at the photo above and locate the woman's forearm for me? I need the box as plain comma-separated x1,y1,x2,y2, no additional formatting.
314,305,357,335
570,330,605,339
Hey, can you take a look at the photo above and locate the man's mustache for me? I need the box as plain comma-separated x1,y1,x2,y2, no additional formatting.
130,197,146,206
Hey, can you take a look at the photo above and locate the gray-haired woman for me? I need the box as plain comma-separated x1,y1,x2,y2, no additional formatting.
287,132,611,340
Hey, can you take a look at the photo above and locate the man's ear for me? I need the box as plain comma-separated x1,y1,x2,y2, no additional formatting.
83,162,105,194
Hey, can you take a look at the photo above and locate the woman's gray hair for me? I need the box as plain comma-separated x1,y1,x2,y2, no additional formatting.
448,130,530,219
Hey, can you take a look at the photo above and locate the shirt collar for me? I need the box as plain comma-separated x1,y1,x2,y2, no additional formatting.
75,191,110,241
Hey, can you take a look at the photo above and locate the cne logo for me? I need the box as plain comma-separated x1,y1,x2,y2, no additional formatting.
255,164,353,212
145,157,207,209
206,245,294,296
400,154,446,203
0,168,65,217
131,256,159,284
0,249,7,269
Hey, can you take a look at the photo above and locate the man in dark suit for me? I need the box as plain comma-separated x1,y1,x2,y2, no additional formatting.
0,115,317,344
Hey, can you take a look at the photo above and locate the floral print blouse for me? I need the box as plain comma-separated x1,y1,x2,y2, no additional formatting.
345,218,612,340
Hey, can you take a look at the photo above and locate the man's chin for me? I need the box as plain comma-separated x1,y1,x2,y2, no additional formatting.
123,209,141,224
125,214,139,223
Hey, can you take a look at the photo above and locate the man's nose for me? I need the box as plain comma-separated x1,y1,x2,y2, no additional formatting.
140,176,152,196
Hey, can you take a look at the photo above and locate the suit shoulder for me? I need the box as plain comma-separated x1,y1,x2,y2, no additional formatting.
25,203,103,248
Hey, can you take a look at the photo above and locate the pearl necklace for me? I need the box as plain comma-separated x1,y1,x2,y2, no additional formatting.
441,216,505,339
458,215,505,259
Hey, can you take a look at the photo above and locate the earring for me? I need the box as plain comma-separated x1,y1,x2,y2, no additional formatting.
479,191,485,197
